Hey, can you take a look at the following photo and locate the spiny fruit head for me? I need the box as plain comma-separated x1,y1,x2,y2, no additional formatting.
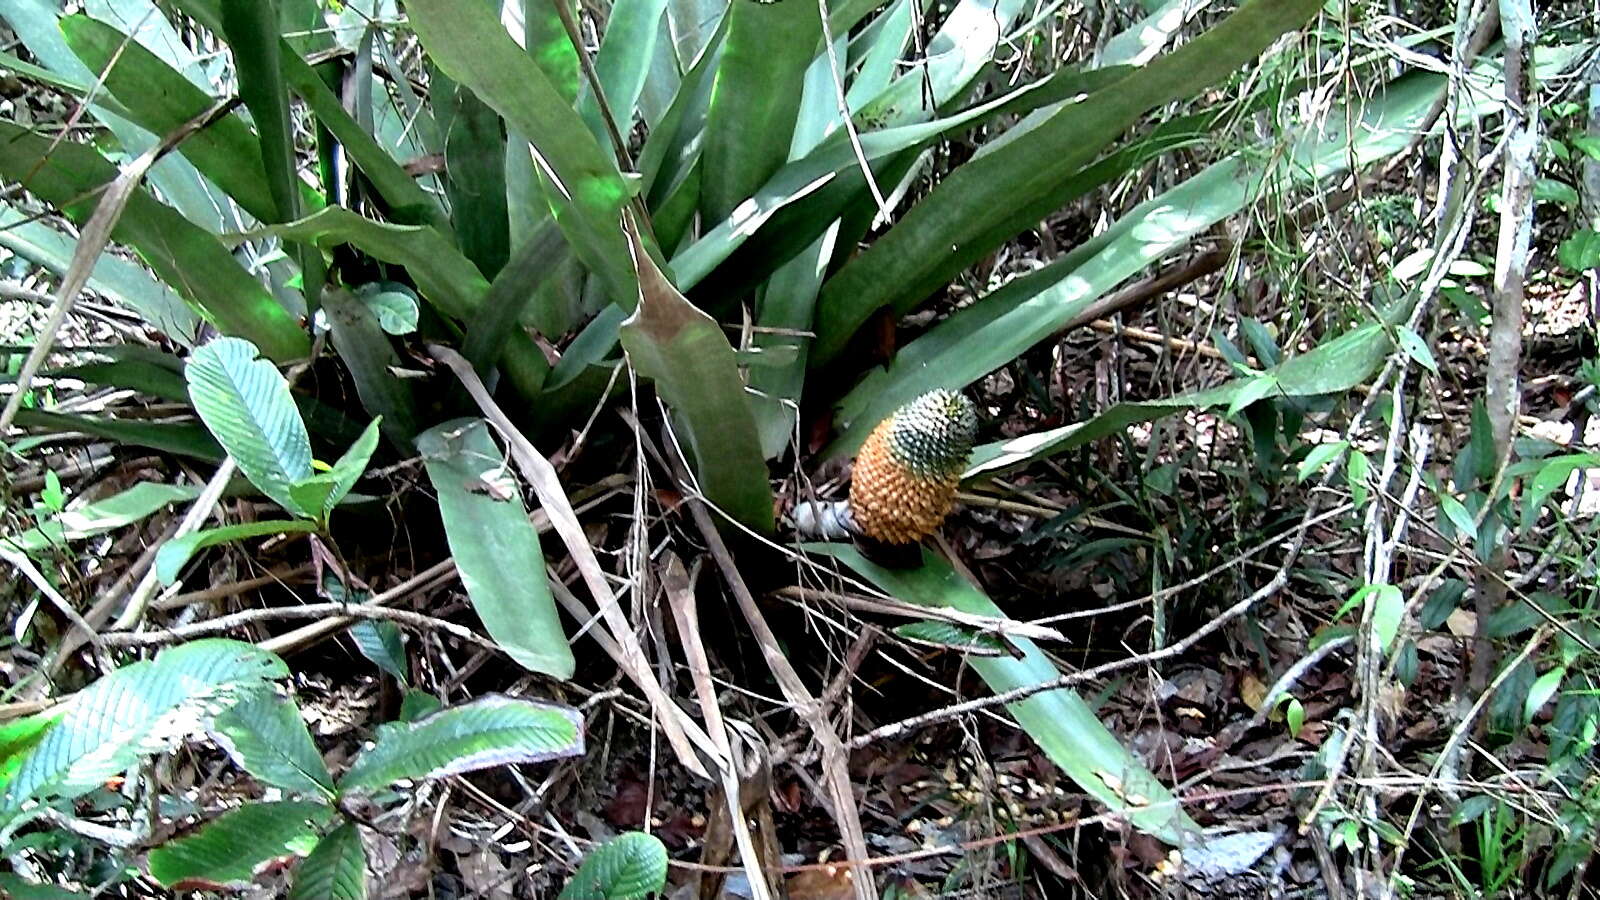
848,389,978,544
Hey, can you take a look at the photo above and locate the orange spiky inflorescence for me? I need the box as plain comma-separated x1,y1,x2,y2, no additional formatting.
847,389,978,544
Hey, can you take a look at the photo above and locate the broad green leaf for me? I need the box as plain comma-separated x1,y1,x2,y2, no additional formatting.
0,209,199,345
812,0,1325,364
1526,668,1565,724
288,821,366,900
1439,494,1478,544
45,353,189,403
1514,453,1600,530
1284,698,1305,739
0,47,133,118
11,409,223,461
0,123,308,361
148,801,333,888
462,221,568,377
406,0,638,308
1368,584,1404,653
961,321,1392,479
337,695,583,794
185,337,313,512
59,14,280,223
698,0,820,222
1227,376,1280,418
155,520,321,586
853,0,1032,130
670,64,1128,291
4,0,242,233
1558,229,1600,272
264,209,486,320
161,0,447,229
418,419,575,680
351,620,409,684
617,218,775,534
356,284,420,336
222,0,324,312
0,710,63,791
0,640,287,817
281,48,446,230
1,483,201,555
522,0,580,102
558,831,669,900
321,288,421,450
212,692,334,797
1296,441,1350,483
808,544,1197,844
399,689,443,722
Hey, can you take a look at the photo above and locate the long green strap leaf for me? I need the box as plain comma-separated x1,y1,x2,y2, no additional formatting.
812,0,1324,365
809,545,1200,845
0,123,309,361
698,0,820,223
406,0,638,308
59,15,279,224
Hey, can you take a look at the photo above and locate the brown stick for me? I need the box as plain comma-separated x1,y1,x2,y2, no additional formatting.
670,442,877,900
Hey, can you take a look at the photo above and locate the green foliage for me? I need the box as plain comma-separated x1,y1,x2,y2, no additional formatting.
0,640,286,821
184,337,379,527
808,543,1199,844
1,483,201,556
2,0,1580,878
146,801,333,887
211,692,334,798
287,821,366,900
558,832,669,900
418,419,575,679
337,695,584,795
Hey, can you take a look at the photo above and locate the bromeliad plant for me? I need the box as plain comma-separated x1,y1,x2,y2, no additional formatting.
0,0,1577,885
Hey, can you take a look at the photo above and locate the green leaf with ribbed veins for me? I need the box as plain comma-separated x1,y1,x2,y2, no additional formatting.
288,821,366,900
211,691,332,797
806,545,1198,845
2,483,201,555
0,640,287,816
337,695,582,794
351,620,408,684
418,418,575,680
185,337,313,513
148,801,333,887
558,831,668,900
